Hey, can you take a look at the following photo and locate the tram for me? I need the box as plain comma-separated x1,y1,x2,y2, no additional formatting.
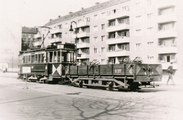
18,42,77,84
19,42,162,90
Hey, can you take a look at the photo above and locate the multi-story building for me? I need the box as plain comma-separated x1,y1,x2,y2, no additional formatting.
21,27,38,51
34,0,183,81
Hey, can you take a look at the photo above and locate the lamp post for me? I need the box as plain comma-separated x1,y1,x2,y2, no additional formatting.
69,21,81,64
69,21,78,43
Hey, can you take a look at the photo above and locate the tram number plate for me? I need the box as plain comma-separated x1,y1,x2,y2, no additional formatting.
22,67,31,74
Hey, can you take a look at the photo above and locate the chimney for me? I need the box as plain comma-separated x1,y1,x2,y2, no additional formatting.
69,12,73,14
49,19,52,22
58,15,61,18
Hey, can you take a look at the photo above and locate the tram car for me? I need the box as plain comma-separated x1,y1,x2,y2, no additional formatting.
19,42,162,90
66,60,162,91
18,42,77,84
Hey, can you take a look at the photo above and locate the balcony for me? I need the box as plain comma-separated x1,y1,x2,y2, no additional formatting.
49,38,62,43
106,50,130,57
158,46,178,54
158,30,177,38
77,42,90,48
50,28,62,34
77,53,90,59
107,11,129,20
77,32,90,38
77,22,90,28
157,0,176,8
106,37,130,45
158,14,177,23
160,62,178,70
106,23,130,32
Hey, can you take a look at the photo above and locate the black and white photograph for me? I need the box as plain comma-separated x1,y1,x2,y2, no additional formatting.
0,0,183,119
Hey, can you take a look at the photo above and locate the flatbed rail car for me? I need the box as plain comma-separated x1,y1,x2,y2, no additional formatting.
18,43,77,83
66,63,162,90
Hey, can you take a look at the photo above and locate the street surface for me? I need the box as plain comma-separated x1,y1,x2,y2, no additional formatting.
0,72,183,120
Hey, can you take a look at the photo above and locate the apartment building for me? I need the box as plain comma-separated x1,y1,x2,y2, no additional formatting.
34,0,183,80
21,26,37,51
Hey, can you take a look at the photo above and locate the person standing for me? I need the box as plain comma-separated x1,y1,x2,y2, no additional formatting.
167,63,175,85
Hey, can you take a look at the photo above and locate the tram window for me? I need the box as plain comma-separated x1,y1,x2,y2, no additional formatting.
35,54,37,63
67,53,71,62
35,55,36,63
58,51,60,62
40,54,43,63
70,52,74,62
54,51,57,62
62,53,66,62
25,56,27,63
31,55,33,63
23,56,25,63
49,52,53,62
29,55,31,63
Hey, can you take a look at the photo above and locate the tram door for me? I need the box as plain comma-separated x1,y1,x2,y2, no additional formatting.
47,50,63,79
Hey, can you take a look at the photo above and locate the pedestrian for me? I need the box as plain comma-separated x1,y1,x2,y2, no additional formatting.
167,63,175,85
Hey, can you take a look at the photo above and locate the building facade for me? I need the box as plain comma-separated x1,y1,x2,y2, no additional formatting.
33,0,183,81
21,27,38,51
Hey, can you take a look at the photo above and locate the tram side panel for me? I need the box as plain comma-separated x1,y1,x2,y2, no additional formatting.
19,64,48,79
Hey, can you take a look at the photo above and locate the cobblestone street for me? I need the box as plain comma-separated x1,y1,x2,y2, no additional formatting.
0,73,183,120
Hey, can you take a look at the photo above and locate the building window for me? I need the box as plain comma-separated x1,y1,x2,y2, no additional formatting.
159,6,174,16
101,35,105,41
117,30,130,37
159,22,175,31
108,32,116,39
147,13,153,20
147,56,154,60
135,29,142,36
108,57,115,64
86,17,90,22
58,24,62,29
122,5,129,12
94,37,98,42
159,54,176,63
118,17,129,24
81,48,89,54
56,33,62,38
101,59,105,63
81,37,90,43
117,43,129,51
109,45,116,52
147,41,154,45
136,43,141,47
107,11,111,16
93,25,98,31
101,24,105,30
81,27,90,33
51,34,54,39
101,47,105,53
159,37,176,47
136,15,142,23
113,9,116,14
108,19,115,27
94,48,97,53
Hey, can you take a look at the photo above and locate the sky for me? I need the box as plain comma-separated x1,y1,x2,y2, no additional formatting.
0,0,108,66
